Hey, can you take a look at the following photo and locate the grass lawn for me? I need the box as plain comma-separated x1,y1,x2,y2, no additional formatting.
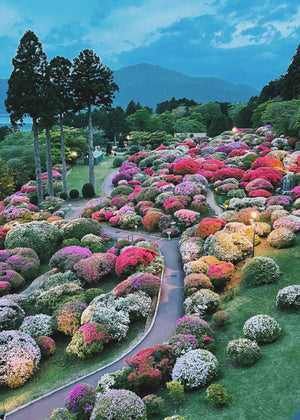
67,156,115,196
153,236,300,420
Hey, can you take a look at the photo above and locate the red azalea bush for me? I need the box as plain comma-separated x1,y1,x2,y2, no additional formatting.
196,169,214,181
125,344,176,394
173,158,202,175
248,189,272,198
243,167,283,184
164,174,182,184
74,253,117,284
163,196,188,213
128,152,151,164
251,156,283,170
228,149,247,158
211,168,245,182
206,261,235,288
202,159,226,171
0,227,10,249
115,247,158,277
195,218,226,239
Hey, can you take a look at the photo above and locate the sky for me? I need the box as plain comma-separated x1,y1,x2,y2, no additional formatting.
0,0,299,90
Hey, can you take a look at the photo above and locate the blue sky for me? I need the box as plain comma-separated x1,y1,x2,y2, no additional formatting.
0,0,299,90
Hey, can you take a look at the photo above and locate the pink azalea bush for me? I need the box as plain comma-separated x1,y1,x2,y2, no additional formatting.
49,246,92,272
115,247,158,277
66,322,110,358
74,253,117,284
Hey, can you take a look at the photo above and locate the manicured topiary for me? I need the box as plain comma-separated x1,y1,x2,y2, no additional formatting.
243,314,281,343
69,189,79,199
66,322,110,358
227,338,261,366
175,314,213,340
0,297,25,330
49,246,92,272
61,218,102,240
276,285,300,310
82,183,95,198
241,256,281,287
206,383,228,406
183,273,213,296
183,289,219,316
171,349,218,390
20,314,53,338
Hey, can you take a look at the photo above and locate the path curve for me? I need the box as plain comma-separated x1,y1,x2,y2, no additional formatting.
6,170,185,420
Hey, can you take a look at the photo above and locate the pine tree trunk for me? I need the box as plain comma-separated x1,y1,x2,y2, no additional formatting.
88,104,95,187
45,126,54,196
59,114,68,195
32,118,43,206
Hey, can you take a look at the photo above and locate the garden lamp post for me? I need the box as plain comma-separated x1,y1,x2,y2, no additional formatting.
250,211,259,257
71,151,78,169
167,230,171,241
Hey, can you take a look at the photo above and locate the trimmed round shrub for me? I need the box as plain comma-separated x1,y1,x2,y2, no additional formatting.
4,221,61,262
3,247,40,281
20,314,53,338
61,218,102,240
113,272,161,298
142,394,163,417
115,247,158,277
227,338,261,366
0,281,11,296
241,256,281,287
172,349,218,389
35,335,56,358
276,285,300,310
195,218,226,239
206,383,228,406
40,270,81,291
212,310,230,327
49,246,92,272
267,228,296,248
0,297,25,331
65,383,97,419
0,330,41,388
175,314,213,340
82,183,95,198
49,408,74,420
52,300,87,336
0,270,25,290
90,389,147,420
183,289,220,316
243,314,281,343
69,189,80,199
80,234,105,253
74,253,117,285
183,273,213,297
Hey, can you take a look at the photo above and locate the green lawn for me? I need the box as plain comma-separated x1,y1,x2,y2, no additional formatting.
67,156,115,196
153,237,300,420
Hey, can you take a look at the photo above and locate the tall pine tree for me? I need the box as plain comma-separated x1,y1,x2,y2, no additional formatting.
5,30,47,206
71,49,118,187
281,44,300,100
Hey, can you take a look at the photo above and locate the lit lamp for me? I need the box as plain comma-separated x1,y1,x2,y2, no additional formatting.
232,127,238,133
250,211,259,258
167,230,172,241
71,151,78,169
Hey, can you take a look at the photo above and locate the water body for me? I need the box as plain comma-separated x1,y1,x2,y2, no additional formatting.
0,113,32,131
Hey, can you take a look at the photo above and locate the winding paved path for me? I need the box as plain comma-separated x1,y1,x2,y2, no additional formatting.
6,170,185,420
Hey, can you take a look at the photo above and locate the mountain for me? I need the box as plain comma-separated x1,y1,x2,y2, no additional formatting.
0,64,259,114
112,63,259,108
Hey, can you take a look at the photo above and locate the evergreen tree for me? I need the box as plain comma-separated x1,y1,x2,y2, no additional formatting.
72,49,118,187
5,30,47,206
49,56,73,196
207,114,229,137
281,44,300,101
125,100,142,116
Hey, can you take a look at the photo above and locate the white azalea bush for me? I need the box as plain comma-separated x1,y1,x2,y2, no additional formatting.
276,285,300,310
171,349,218,390
267,228,296,248
0,297,25,331
20,314,53,338
205,231,252,263
112,291,152,321
179,237,204,264
183,289,219,316
243,314,281,343
227,338,261,366
241,256,281,287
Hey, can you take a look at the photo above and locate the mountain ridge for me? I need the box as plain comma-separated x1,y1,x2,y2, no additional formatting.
0,63,259,114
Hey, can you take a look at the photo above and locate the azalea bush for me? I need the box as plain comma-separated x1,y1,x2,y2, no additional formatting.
183,289,220,316
267,228,296,248
20,314,53,338
276,285,300,310
115,247,158,277
195,218,226,239
171,349,218,390
112,272,161,298
179,237,204,264
241,256,281,287
167,334,200,356
206,261,234,288
65,383,97,420
52,300,87,336
90,389,147,420
0,297,25,330
175,314,213,340
243,314,281,343
61,218,102,240
49,246,92,272
206,383,228,407
35,336,56,358
0,330,41,388
113,291,152,321
0,269,25,291
74,253,117,284
183,273,213,297
174,209,200,228
35,283,85,315
227,338,261,366
66,322,110,358
205,231,252,263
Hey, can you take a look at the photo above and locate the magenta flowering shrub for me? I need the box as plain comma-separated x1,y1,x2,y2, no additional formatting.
0,270,25,291
173,158,202,175
49,246,92,272
110,195,128,209
0,281,11,296
66,322,110,358
112,273,161,298
74,253,117,284
248,189,272,198
211,168,244,182
167,334,200,356
273,216,300,232
206,261,235,288
243,167,283,184
291,186,300,200
245,178,274,192
163,196,188,213
65,383,97,419
175,314,213,340
174,181,203,197
3,247,40,281
112,172,132,186
115,247,158,277
174,209,200,228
